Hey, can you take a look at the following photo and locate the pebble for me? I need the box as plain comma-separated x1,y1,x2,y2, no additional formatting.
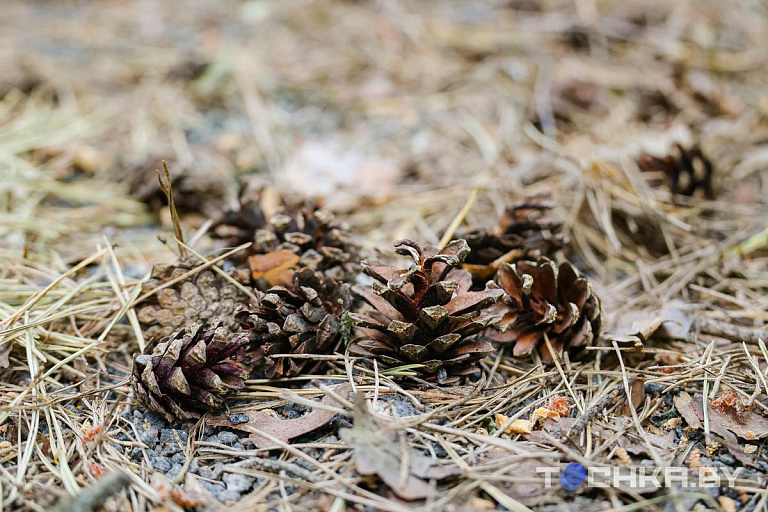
171,452,186,464
217,431,239,446
149,454,172,473
166,463,183,479
223,473,254,493
717,453,736,465
216,489,244,503
229,413,249,425
130,447,143,461
143,411,167,430
199,481,225,495
140,426,159,448
199,462,224,480
160,442,182,456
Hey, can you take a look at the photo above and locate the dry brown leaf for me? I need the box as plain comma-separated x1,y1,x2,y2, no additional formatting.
340,394,458,501
530,407,561,425
674,391,767,464
208,384,349,447
248,250,300,286
495,413,533,435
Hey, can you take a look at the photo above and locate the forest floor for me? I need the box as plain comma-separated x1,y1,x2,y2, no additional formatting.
1,0,768,511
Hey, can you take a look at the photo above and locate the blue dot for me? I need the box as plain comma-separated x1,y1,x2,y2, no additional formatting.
560,462,587,491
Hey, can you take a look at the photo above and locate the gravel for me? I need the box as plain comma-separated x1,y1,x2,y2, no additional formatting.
217,431,239,446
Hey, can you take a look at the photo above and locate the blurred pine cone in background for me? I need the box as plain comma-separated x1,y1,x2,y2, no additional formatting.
637,143,715,199
235,267,351,378
488,259,602,362
213,199,360,286
349,239,503,384
137,256,254,340
131,324,248,421
460,195,567,285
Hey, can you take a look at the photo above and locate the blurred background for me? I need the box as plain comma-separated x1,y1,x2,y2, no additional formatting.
1,0,766,272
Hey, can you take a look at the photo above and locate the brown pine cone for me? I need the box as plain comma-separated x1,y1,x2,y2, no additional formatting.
235,267,351,378
131,324,248,421
213,199,359,283
460,195,566,283
136,256,254,341
488,259,602,362
349,239,504,384
637,143,715,199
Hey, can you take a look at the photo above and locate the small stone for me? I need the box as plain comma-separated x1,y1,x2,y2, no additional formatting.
171,452,186,464
130,447,143,461
199,462,224,480
188,459,199,474
160,429,189,445
216,489,243,503
717,453,736,465
200,481,225,495
149,454,172,473
140,426,159,448
217,431,239,446
166,463,183,479
143,411,168,429
223,473,254,493
160,442,182,456
232,443,245,451
229,413,249,425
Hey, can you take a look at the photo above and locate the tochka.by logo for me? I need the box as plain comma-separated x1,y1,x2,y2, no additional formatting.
537,463,745,491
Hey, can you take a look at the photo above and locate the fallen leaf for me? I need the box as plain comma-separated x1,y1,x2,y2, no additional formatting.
208,384,349,447
276,141,401,211
248,250,300,286
674,391,767,464
495,413,533,435
341,394,458,501
531,407,560,425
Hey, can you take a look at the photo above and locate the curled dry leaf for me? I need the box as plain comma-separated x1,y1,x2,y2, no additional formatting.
248,250,300,287
207,384,350,447
341,394,458,501
494,413,533,435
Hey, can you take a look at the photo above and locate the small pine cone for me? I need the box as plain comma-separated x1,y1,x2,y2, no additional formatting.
637,144,714,199
213,200,360,283
236,267,351,378
131,324,247,421
488,259,602,362
137,256,254,341
349,239,504,384
461,195,566,283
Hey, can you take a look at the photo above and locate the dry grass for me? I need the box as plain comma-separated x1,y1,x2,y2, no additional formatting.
1,0,768,510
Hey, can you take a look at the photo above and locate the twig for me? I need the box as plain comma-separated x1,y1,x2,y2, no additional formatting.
51,470,131,512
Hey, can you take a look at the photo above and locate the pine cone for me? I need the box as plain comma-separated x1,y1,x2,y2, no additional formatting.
236,267,351,378
637,144,714,199
137,256,253,341
132,324,247,421
213,200,359,283
488,259,602,362
349,239,504,384
461,195,566,283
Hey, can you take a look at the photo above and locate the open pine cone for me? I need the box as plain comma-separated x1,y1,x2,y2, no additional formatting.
213,200,359,283
460,195,566,284
132,324,248,421
235,267,351,378
349,239,504,384
137,256,253,340
488,259,602,362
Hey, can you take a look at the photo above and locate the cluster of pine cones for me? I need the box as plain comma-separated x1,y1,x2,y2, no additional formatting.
131,195,603,420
